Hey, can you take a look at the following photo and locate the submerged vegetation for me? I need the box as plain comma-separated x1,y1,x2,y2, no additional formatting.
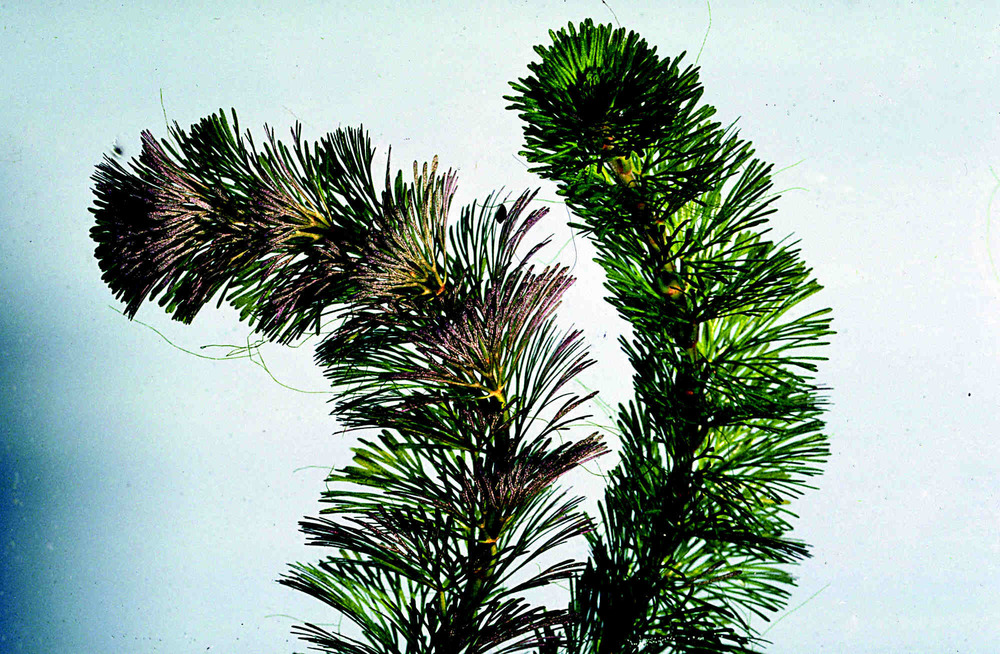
92,19,830,654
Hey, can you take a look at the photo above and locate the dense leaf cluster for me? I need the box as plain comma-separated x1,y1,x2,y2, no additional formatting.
92,116,607,653
91,112,379,343
287,162,608,653
507,19,832,653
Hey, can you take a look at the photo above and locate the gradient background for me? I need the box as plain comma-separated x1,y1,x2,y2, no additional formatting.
2,1,999,652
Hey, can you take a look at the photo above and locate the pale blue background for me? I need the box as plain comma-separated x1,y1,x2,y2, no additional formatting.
2,1,999,652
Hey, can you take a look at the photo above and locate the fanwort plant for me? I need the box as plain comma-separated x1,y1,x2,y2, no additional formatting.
91,19,830,654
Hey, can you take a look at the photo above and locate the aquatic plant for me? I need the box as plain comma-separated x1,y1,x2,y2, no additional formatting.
91,19,830,654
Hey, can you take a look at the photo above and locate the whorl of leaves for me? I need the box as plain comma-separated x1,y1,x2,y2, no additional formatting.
506,19,712,182
353,156,456,305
